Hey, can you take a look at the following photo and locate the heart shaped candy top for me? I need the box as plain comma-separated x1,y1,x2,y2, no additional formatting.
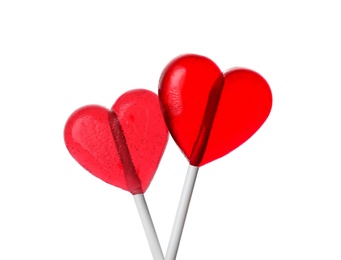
159,54,272,166
64,89,168,194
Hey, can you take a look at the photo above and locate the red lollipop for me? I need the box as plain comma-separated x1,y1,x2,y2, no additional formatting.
159,54,272,260
159,54,272,166
64,89,168,194
64,89,167,259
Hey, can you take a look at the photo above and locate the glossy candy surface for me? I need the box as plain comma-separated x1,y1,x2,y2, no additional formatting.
64,89,168,194
159,54,272,166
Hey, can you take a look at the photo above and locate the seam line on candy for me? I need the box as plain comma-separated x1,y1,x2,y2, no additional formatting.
108,110,142,194
190,73,225,166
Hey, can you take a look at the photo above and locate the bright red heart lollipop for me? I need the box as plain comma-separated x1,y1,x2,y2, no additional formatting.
64,89,168,195
159,54,272,166
160,54,272,260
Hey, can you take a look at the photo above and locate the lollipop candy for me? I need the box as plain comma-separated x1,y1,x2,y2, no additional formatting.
158,54,272,259
63,55,272,259
64,89,168,260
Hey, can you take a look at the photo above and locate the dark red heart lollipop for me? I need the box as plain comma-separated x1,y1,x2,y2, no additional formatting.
64,89,168,194
159,54,272,166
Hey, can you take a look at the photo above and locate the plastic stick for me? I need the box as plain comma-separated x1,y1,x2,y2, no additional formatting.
165,165,199,260
134,193,164,260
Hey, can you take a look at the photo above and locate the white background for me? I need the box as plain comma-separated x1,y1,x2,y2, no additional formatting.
1,0,340,259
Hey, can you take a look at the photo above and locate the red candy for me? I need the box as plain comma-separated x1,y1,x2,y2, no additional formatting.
159,54,272,166
64,89,168,194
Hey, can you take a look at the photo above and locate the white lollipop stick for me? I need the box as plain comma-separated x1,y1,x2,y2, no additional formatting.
134,193,164,260
165,165,199,260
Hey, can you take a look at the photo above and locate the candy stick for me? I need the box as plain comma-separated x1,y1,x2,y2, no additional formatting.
165,165,199,260
134,194,164,260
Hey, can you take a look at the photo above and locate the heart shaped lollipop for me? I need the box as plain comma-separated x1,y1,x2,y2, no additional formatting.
159,54,272,166
159,54,272,260
64,89,168,194
64,89,167,259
